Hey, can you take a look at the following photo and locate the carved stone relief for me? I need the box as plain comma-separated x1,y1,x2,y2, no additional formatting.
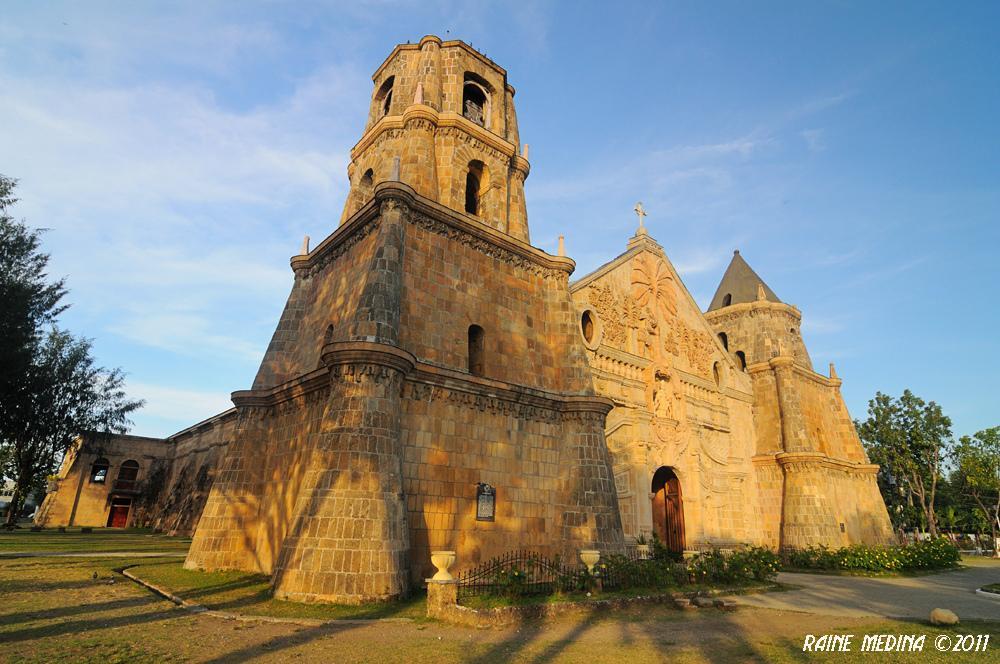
631,254,677,319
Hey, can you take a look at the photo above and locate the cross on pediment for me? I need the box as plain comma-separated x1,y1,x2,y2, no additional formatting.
634,202,648,235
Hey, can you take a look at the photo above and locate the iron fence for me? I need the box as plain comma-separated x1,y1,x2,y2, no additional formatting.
455,548,660,600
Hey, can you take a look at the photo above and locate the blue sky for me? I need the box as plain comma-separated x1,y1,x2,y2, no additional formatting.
2,1,998,439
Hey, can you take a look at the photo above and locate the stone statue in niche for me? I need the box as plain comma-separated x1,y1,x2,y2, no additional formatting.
641,309,658,358
652,369,674,420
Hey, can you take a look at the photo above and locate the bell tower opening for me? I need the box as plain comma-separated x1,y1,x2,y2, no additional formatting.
375,76,394,118
651,467,685,553
465,160,485,215
462,73,490,127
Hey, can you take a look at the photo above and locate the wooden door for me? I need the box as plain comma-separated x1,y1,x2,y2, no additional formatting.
651,468,685,553
651,485,667,543
107,500,131,528
663,476,685,553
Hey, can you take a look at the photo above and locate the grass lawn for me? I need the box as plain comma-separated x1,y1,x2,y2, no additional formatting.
0,527,191,554
128,560,428,621
983,583,1000,594
2,551,999,662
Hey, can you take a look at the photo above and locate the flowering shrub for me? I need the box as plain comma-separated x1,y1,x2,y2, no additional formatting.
727,546,782,581
782,538,960,573
898,537,962,569
687,547,780,584
491,566,530,597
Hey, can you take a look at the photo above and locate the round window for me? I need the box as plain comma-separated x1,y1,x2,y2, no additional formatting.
581,310,595,343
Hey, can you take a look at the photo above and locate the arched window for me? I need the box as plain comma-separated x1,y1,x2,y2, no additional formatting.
90,458,110,484
735,351,747,371
116,460,140,491
465,160,485,215
581,310,595,343
722,293,732,307
718,332,728,350
468,324,485,376
462,74,490,127
375,76,394,118
712,362,723,389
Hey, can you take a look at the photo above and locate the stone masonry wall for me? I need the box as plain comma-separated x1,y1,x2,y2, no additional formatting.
133,411,236,535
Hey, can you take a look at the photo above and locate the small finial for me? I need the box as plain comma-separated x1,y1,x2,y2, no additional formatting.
557,235,565,257
633,202,648,235
299,235,310,256
757,282,767,301
829,362,838,379
390,156,401,181
413,81,423,105
522,143,529,159
734,249,740,255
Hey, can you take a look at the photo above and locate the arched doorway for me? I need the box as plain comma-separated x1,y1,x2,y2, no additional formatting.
651,467,685,553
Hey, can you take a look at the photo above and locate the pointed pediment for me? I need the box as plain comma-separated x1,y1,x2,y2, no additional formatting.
571,231,740,378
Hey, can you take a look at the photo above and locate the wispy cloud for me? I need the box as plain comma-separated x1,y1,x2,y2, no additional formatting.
530,132,771,204
801,315,848,335
126,381,233,428
0,35,365,369
801,128,826,152
840,257,926,289
672,245,732,276
785,91,856,123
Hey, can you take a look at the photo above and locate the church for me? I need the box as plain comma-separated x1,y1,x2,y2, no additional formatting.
37,36,894,604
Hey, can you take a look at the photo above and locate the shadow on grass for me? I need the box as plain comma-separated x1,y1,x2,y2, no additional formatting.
0,594,166,628
130,562,427,621
0,578,109,593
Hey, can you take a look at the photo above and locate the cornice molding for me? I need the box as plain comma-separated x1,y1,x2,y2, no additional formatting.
290,183,573,280
320,341,416,374
703,299,802,322
752,452,880,475
351,106,519,162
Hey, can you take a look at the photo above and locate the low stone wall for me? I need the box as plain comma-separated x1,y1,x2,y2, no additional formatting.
426,580,740,627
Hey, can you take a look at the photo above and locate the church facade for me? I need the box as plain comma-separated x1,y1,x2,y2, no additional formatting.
37,36,894,604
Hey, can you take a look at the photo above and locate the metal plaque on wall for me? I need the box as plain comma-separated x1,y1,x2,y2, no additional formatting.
476,483,496,522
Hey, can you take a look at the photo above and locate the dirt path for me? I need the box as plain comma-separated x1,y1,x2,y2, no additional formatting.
731,558,1000,620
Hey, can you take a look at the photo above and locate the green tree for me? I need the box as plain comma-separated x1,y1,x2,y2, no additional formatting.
856,390,952,537
0,175,143,526
952,427,1000,557
1,175,67,423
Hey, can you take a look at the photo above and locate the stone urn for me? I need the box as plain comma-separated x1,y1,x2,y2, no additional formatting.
636,544,652,560
579,549,601,573
430,550,457,582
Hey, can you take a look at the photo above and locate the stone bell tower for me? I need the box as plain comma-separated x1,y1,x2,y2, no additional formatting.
705,251,894,549
185,36,624,604
339,35,531,242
